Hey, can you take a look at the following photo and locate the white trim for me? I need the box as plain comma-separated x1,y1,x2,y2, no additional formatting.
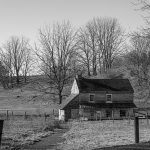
59,109,65,121
106,94,112,103
71,79,79,94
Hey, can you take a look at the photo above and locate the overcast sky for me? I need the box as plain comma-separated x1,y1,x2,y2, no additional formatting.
0,0,145,46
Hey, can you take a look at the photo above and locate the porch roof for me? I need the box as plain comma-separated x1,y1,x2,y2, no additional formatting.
80,102,136,108
60,94,79,110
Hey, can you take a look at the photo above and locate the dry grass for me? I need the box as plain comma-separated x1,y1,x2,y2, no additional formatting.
0,116,63,149
59,119,150,150
0,86,59,114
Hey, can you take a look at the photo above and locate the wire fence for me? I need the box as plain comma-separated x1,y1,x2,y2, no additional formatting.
0,109,59,149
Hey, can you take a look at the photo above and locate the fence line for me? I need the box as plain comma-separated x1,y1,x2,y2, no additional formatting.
0,109,58,120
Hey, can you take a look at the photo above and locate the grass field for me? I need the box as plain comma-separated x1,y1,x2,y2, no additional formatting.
0,115,62,149
59,119,150,150
0,85,60,114
0,85,62,149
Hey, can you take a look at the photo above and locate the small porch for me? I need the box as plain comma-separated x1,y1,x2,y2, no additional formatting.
78,103,136,120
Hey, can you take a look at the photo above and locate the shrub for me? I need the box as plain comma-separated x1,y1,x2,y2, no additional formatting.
43,124,54,132
53,120,63,129
43,120,64,132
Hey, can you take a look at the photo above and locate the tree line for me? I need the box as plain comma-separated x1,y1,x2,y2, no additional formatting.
0,1,150,104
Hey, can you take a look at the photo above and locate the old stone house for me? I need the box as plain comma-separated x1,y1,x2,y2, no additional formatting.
59,76,136,121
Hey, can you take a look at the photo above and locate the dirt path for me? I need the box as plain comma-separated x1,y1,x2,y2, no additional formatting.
20,128,68,150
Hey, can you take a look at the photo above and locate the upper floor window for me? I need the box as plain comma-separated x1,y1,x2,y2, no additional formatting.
106,94,112,102
89,94,95,102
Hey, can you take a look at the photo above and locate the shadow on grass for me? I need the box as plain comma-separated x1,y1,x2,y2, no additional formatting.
43,120,69,132
93,141,150,150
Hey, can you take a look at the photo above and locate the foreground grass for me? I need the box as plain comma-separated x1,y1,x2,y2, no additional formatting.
1,116,63,149
60,119,150,150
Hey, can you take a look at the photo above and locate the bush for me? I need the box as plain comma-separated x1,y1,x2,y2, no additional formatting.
43,120,63,132
53,120,63,129
43,124,54,132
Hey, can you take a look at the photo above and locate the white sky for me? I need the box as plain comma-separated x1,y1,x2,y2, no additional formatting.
0,0,146,46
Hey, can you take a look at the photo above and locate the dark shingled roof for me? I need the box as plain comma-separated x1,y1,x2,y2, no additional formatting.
76,77,134,93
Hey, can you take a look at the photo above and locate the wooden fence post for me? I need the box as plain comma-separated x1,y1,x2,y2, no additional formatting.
24,111,27,119
112,110,114,123
147,111,149,125
0,120,4,147
44,113,46,121
12,111,13,116
128,111,130,124
100,111,101,121
134,116,139,143
6,110,9,119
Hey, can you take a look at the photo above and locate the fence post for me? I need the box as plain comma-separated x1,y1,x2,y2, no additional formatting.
24,111,27,119
128,111,130,124
134,116,139,143
100,111,101,121
112,110,114,123
6,110,9,119
53,109,54,115
0,120,4,147
44,113,47,121
147,111,149,125
12,111,13,116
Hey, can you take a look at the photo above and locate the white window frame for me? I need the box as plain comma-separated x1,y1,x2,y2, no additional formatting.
106,94,112,103
89,94,95,102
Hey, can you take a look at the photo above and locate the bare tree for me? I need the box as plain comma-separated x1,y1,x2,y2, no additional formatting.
134,0,150,37
0,61,9,88
1,36,31,86
77,28,92,76
0,44,14,87
77,17,124,76
86,20,98,75
21,47,33,83
36,21,77,104
95,18,124,73
126,32,150,86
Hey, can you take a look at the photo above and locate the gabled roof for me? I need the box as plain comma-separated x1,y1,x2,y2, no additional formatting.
60,94,79,109
76,77,134,93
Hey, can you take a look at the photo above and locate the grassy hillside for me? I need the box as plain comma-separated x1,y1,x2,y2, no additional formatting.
0,71,149,113
0,74,73,115
0,86,59,114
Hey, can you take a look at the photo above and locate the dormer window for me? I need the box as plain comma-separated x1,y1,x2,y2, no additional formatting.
89,94,95,102
106,94,112,103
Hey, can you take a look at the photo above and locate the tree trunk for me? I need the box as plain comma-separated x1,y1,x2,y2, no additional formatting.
16,71,20,85
87,64,91,76
24,73,27,83
10,74,13,88
59,92,62,104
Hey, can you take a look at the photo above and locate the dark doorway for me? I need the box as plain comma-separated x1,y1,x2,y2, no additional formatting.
106,110,112,118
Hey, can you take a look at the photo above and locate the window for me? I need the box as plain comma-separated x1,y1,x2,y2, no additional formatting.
120,110,126,117
89,94,94,102
106,94,112,102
